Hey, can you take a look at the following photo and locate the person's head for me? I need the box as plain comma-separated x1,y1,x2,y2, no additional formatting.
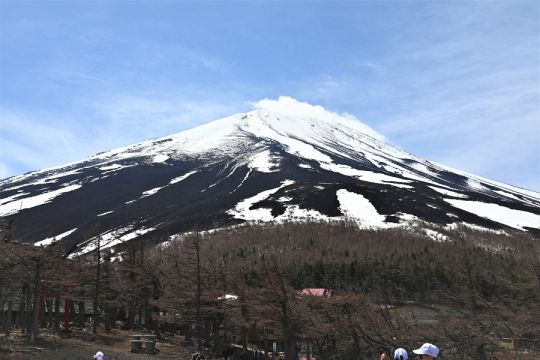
394,347,409,360
94,351,104,359
380,351,391,360
412,343,439,359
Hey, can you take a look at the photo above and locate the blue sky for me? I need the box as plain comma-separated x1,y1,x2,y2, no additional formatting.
1,1,539,191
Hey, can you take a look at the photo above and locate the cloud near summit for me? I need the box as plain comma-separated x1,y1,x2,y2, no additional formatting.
252,96,385,141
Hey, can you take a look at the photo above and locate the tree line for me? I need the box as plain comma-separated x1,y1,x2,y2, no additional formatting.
1,220,539,359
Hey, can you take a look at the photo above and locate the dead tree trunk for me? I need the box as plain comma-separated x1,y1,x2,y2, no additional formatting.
30,262,42,342
54,297,60,333
92,236,101,340
78,300,86,328
6,300,13,334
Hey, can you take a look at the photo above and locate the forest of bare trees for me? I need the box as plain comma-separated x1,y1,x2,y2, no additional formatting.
1,220,539,359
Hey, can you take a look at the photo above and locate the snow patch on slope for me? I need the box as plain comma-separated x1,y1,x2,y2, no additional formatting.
35,170,81,184
0,184,82,216
0,192,30,206
97,211,114,217
248,150,278,173
227,180,294,221
409,162,437,176
429,186,468,198
275,205,329,222
445,222,507,235
68,226,156,258
34,228,78,247
241,117,333,163
423,229,449,242
336,189,386,227
435,162,540,201
152,154,169,163
467,179,486,191
170,170,197,184
321,164,413,189
493,190,520,200
230,169,252,194
142,187,163,197
99,164,125,171
445,199,540,230
3,170,82,190
97,163,137,173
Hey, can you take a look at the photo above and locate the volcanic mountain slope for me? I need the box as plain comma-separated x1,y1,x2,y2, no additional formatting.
1,97,539,255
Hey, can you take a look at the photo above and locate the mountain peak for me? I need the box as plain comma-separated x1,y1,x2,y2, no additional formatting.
1,97,539,253
250,96,384,141
84,97,388,164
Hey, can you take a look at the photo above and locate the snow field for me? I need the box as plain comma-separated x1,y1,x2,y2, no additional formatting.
445,199,540,230
68,226,156,258
0,184,82,216
35,228,78,247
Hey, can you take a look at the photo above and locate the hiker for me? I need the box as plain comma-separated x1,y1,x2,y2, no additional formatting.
380,351,391,360
394,348,408,360
94,351,104,359
412,343,439,359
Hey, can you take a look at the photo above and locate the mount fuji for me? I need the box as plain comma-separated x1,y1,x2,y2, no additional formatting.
1,97,539,256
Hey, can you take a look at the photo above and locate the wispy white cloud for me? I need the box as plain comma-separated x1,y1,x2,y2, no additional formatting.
252,96,384,141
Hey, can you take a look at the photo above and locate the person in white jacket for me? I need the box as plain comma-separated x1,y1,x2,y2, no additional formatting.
94,351,104,359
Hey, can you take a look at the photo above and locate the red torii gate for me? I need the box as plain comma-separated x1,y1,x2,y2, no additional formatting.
38,279,78,332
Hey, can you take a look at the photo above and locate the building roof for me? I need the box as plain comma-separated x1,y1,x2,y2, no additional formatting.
298,288,331,297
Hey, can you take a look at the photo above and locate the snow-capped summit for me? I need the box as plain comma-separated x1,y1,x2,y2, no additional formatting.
1,97,539,255
87,96,387,162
